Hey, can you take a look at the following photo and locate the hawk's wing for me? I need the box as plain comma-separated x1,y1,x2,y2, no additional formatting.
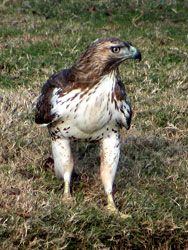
35,69,71,125
114,79,132,130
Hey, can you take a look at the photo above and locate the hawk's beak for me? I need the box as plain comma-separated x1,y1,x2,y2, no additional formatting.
130,46,142,61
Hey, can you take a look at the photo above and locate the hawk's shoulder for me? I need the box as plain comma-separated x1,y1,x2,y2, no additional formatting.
35,69,70,124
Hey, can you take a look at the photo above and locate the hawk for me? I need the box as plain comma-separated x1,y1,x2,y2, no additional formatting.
35,38,141,212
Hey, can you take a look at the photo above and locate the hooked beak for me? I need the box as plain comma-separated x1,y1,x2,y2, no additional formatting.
130,45,142,61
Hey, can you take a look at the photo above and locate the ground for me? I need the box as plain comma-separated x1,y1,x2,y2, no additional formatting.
0,0,188,249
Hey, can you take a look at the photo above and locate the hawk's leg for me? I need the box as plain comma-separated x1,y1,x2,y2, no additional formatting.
51,138,74,202
100,132,120,212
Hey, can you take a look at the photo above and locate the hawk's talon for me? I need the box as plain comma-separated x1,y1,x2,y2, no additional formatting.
106,204,131,219
106,203,118,213
118,211,132,219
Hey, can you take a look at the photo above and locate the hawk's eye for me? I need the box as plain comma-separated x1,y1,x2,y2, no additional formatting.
111,46,120,53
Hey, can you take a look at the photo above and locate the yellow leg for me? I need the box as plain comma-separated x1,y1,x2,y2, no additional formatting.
62,181,73,203
107,193,118,212
64,181,70,196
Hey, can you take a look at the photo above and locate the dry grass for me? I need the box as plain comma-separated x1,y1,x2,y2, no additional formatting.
0,0,188,249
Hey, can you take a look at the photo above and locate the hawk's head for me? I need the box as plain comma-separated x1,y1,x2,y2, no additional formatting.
92,37,141,63
70,37,141,83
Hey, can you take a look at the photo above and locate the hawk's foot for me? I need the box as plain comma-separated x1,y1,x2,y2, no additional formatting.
62,181,74,205
106,193,131,219
62,193,74,202
106,202,118,213
62,193,75,208
106,193,117,211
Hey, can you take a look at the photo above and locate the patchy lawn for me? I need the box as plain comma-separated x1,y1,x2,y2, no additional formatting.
0,0,188,249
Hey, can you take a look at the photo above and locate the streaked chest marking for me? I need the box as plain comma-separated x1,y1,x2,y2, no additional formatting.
49,71,131,140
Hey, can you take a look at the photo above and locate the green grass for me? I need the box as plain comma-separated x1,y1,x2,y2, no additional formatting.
0,0,188,249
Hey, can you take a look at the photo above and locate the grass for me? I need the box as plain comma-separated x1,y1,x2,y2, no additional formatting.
0,0,188,249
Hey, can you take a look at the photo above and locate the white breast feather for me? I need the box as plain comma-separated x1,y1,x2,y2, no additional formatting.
49,72,131,138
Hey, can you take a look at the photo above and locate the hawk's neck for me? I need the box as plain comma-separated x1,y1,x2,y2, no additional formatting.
68,63,119,87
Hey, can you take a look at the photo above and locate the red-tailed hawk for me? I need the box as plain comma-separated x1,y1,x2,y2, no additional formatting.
35,37,141,213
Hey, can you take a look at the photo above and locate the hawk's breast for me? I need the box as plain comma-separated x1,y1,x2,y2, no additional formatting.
49,72,131,140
